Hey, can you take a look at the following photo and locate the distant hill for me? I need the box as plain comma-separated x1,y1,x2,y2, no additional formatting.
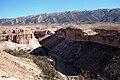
0,8,120,25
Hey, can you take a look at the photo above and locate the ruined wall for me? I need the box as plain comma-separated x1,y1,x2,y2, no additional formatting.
55,28,120,48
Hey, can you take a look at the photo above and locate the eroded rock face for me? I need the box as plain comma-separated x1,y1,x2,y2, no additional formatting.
49,41,120,80
0,28,33,44
0,27,41,50
0,34,33,44
40,34,64,50
55,27,120,48
0,8,120,25
46,38,120,80
37,26,120,80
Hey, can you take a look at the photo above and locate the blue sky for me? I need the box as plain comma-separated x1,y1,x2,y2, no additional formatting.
0,0,120,18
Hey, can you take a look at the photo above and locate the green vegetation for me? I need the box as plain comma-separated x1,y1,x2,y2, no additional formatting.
3,49,59,80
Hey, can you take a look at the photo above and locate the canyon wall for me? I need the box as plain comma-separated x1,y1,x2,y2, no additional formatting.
55,27,120,48
45,27,120,80
0,29,33,44
33,25,120,80
0,34,33,44
40,34,64,50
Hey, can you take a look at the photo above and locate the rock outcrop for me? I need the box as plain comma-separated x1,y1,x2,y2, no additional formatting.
0,27,40,50
36,24,120,80
0,8,120,25
0,34,33,44
48,40,120,80
55,27,120,48
40,34,64,50
0,28,33,44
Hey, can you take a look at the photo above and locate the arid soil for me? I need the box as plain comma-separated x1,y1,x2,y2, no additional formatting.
0,51,42,80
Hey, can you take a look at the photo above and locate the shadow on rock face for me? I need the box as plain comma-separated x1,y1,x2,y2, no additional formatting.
31,46,80,76
31,46,49,56
54,59,80,76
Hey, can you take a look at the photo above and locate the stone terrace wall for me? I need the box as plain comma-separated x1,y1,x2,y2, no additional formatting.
55,27,120,48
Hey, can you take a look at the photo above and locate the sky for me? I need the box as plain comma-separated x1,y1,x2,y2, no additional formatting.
0,0,120,18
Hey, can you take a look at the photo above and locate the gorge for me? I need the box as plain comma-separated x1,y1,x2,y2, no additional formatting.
34,23,120,80
1,8,120,80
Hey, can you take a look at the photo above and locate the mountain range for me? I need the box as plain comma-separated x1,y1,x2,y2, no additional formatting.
0,8,120,25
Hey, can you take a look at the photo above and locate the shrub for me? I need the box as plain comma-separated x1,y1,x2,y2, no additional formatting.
3,49,59,80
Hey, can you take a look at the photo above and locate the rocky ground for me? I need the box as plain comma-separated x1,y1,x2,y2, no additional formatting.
0,41,39,51
0,51,42,80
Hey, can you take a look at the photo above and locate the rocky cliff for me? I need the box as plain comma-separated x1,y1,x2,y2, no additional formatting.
0,27,40,50
0,8,120,25
35,24,120,80
55,27,120,48
0,28,33,44
48,40,120,80
40,24,120,49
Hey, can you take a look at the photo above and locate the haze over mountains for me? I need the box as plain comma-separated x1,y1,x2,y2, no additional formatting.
0,8,120,25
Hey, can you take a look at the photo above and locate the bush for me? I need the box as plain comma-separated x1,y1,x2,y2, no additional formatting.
3,49,59,80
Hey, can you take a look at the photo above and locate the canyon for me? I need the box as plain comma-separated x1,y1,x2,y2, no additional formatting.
36,23,120,80
1,23,120,80
1,8,120,80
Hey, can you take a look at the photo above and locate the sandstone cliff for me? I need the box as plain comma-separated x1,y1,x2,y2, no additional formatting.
0,28,33,44
0,27,40,50
35,24,120,80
